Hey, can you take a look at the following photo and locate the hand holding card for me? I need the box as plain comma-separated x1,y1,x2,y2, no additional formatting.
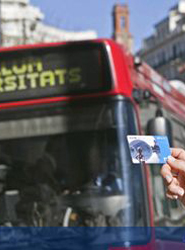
127,135,171,164
161,148,185,203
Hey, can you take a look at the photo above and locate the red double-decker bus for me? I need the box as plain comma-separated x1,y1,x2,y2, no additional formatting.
0,39,185,250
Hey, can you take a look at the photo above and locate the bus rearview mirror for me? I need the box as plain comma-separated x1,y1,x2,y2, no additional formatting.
146,116,173,147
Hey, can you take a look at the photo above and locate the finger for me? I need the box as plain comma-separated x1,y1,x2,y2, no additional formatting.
171,171,179,177
161,163,173,183
167,182,184,197
171,176,179,186
167,157,185,174
170,148,185,161
166,191,178,200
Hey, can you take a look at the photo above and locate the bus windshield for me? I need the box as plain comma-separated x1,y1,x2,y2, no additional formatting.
0,98,148,243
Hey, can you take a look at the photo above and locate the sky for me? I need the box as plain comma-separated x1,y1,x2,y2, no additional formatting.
30,0,179,52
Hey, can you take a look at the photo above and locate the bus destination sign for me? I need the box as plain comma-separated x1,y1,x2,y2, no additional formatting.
0,44,111,103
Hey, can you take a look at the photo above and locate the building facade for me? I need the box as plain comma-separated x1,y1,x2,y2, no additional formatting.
0,0,97,47
138,0,185,83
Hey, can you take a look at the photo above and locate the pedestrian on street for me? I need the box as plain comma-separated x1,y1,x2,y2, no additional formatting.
161,148,185,205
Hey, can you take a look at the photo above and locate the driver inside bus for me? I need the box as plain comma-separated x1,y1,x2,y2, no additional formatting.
161,148,185,205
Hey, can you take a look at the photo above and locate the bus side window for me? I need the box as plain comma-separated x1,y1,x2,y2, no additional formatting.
166,114,185,224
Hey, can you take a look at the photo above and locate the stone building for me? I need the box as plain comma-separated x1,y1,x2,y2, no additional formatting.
138,0,185,83
0,0,97,47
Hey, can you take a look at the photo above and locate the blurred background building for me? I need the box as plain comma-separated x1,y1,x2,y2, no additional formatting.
138,0,185,84
0,0,97,47
112,3,133,53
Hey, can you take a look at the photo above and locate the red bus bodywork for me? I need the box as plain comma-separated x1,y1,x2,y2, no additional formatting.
1,39,185,121
1,39,185,122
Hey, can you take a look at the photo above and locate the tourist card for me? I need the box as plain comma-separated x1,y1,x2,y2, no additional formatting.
127,135,171,164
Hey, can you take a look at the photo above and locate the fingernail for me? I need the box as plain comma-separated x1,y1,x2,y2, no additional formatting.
166,175,172,183
167,156,176,162
174,195,178,199
178,189,184,197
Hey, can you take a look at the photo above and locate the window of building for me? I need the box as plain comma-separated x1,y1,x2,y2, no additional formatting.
164,48,169,61
121,17,126,29
161,51,166,65
176,42,181,57
172,44,177,59
170,67,177,79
